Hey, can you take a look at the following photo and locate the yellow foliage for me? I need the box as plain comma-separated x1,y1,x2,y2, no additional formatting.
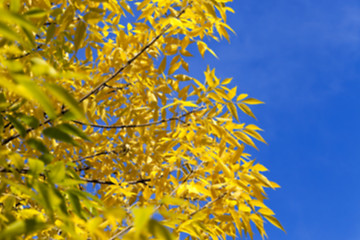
0,0,283,239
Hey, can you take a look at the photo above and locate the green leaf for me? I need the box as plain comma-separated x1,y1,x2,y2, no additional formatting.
0,218,47,239
58,123,91,141
133,206,154,236
46,161,66,183
43,127,76,145
24,8,48,18
67,190,85,220
0,76,57,119
46,23,56,43
39,153,54,165
46,83,85,120
18,114,40,128
10,0,21,12
6,115,26,137
31,58,57,76
21,27,36,48
148,219,174,240
0,115,4,136
28,158,44,176
26,138,49,153
0,22,21,42
0,9,38,32
74,21,86,52
37,182,54,218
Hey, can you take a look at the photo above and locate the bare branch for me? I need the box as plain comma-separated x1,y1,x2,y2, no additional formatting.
72,108,203,130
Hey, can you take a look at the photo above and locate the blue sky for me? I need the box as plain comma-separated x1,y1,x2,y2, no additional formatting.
185,0,360,239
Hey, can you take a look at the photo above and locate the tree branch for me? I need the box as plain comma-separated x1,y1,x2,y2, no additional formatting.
7,44,43,60
72,151,117,163
189,193,226,217
72,108,203,129
0,167,150,185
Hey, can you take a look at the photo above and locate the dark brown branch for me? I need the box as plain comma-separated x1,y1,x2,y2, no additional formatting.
80,177,150,185
72,108,203,129
0,167,150,185
72,151,117,163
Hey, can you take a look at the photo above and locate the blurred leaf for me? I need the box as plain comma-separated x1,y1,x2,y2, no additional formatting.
0,218,47,239
0,9,38,32
37,182,54,218
46,83,85,120
133,206,154,237
46,161,66,183
0,22,21,42
67,190,85,220
28,158,44,176
18,114,39,128
31,58,57,76
46,23,56,43
26,138,48,153
74,21,86,52
43,127,76,145
0,77,56,119
39,153,54,165
148,219,174,240
58,123,91,141
24,8,48,18
6,115,26,137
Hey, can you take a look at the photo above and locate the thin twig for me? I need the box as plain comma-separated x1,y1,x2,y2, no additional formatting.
80,177,150,186
72,108,203,129
72,151,116,163
0,167,150,185
8,44,43,60
189,193,226,217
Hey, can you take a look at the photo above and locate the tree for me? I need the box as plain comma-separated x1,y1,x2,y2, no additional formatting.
0,0,284,239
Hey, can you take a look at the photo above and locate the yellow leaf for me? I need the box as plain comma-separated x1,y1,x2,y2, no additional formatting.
221,77,232,85
264,215,285,232
168,58,181,75
243,129,267,144
258,208,275,216
234,131,258,150
228,102,239,122
236,93,248,102
242,98,264,105
158,56,167,73
228,86,237,100
238,103,256,119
